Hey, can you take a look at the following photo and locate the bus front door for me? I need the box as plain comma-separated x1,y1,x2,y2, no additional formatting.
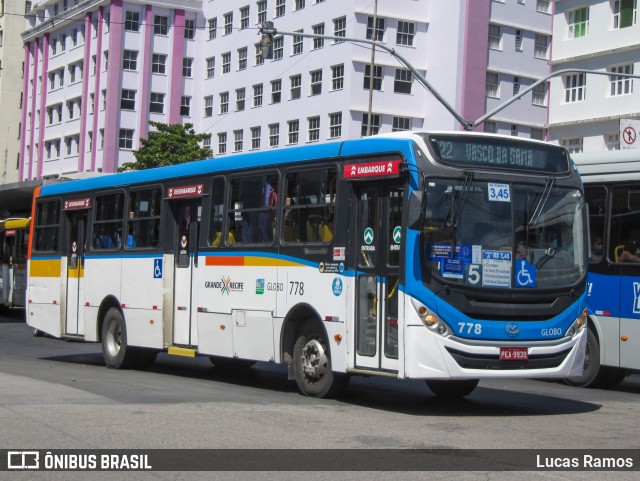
352,182,403,372
171,199,201,346
65,211,87,336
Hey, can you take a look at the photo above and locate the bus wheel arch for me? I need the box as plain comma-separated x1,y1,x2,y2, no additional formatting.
96,295,123,342
281,303,324,372
100,302,139,369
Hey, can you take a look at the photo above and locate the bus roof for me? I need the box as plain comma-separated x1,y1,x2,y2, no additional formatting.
572,150,640,183
39,136,418,197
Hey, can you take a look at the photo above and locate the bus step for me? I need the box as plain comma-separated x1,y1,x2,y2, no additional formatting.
167,346,197,358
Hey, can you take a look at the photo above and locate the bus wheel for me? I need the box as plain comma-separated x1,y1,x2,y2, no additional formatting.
101,308,138,369
563,329,601,388
32,328,43,337
426,379,479,398
293,322,348,398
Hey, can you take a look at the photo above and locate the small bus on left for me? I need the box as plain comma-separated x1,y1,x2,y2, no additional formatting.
0,218,30,308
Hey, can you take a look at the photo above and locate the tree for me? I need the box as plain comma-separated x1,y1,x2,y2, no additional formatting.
118,121,213,171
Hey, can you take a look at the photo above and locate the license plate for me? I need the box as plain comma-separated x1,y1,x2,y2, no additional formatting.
500,347,529,361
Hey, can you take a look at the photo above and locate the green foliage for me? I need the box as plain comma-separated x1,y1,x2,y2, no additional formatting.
118,122,213,171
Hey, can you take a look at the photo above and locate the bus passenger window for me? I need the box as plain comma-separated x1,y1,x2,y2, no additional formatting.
128,188,162,249
208,177,227,247
228,173,278,244
93,192,123,251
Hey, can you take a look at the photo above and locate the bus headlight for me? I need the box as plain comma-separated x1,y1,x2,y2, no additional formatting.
411,299,449,336
566,309,588,337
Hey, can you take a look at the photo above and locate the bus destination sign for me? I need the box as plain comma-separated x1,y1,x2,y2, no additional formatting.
426,135,570,174
168,184,204,199
64,198,92,210
343,160,402,180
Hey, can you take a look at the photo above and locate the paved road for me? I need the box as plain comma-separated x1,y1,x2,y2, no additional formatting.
1,308,640,480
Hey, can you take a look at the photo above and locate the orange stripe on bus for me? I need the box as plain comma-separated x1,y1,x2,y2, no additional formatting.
205,256,245,266
27,187,41,261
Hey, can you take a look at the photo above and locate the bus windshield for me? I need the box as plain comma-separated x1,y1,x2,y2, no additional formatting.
423,179,586,289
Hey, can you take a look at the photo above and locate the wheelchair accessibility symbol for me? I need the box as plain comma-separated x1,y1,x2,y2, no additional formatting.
154,259,163,279
515,260,536,287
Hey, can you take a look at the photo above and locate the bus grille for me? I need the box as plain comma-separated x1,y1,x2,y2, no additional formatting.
445,347,572,370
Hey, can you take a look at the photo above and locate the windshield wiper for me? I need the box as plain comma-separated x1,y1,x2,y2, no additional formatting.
446,171,473,258
527,177,555,227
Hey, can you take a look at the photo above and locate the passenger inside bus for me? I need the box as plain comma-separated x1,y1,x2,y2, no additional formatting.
619,240,640,263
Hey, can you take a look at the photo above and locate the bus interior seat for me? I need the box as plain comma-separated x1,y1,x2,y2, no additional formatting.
615,244,624,262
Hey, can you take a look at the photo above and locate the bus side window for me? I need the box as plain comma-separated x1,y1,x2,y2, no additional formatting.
228,173,278,245
128,187,162,249
93,192,124,251
209,177,226,247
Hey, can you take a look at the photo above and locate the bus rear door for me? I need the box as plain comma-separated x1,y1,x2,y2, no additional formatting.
64,209,88,335
351,181,403,373
170,197,202,346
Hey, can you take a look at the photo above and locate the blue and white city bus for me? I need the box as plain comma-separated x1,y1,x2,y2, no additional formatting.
27,132,587,398
570,150,640,388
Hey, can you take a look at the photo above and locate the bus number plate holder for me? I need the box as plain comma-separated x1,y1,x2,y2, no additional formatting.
499,347,528,361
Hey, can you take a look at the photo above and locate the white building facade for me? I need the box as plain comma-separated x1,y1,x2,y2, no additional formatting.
19,0,554,180
549,0,639,152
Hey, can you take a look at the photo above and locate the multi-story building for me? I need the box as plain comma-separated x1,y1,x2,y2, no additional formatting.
19,0,554,180
0,0,30,185
549,0,639,152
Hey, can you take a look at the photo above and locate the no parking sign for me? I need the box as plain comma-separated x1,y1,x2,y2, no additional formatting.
620,119,640,150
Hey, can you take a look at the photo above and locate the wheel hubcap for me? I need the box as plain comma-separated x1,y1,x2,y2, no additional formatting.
301,339,328,382
106,320,122,357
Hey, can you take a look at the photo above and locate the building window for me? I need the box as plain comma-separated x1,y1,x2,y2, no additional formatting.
206,57,215,78
257,1,267,23
240,6,250,29
253,84,263,107
292,30,304,55
511,124,518,136
361,113,380,137
61,34,66,51
605,133,620,150
204,96,213,117
310,70,322,95
308,116,320,142
484,120,497,133
530,127,545,140
152,54,166,74
536,0,550,13
515,29,523,51
364,65,383,90
154,15,168,35
236,88,246,111
288,120,299,144
183,57,193,78
333,16,346,41
329,112,342,138
119,129,134,149
534,34,549,59
255,44,265,66
220,92,229,114
234,130,243,152
251,126,261,150
125,11,140,32
203,137,211,150
394,68,412,94
612,0,637,29
561,138,583,154
486,71,499,98
25,1,32,13
184,19,195,39
222,52,231,73
273,37,284,60
238,47,247,70
269,124,279,147
121,89,136,110
218,132,227,154
295,0,305,9
208,18,217,39
564,73,586,102
313,24,325,49
513,76,520,95
331,64,344,91
271,80,282,103
532,82,548,106
568,7,589,38
150,93,164,113
290,74,302,99
608,64,634,96
181,96,191,116
275,0,285,17
396,21,415,46
224,12,233,35
392,117,411,131
123,50,138,71
71,29,78,47
366,16,385,41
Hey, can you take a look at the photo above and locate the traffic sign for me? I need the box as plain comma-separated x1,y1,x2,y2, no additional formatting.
620,119,640,150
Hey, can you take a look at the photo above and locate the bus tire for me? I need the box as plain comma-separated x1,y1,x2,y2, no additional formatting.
563,328,602,388
101,308,138,369
426,379,479,398
293,322,348,398
32,328,43,337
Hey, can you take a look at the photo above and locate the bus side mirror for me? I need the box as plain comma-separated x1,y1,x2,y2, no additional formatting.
408,190,423,230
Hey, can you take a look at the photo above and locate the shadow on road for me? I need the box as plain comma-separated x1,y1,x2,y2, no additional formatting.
0,307,26,323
